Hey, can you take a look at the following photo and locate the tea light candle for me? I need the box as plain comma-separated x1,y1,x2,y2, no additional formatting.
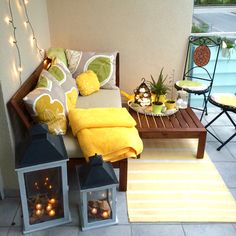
101,211,109,219
35,209,42,216
35,203,42,210
49,198,56,204
46,204,52,211
91,208,97,215
49,209,55,217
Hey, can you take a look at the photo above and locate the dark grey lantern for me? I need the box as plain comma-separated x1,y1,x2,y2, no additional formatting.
77,154,118,231
15,124,71,234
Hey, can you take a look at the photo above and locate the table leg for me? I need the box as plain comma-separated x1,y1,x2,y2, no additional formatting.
197,132,207,159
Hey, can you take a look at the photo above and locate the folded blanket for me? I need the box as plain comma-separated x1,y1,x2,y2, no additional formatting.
69,108,143,162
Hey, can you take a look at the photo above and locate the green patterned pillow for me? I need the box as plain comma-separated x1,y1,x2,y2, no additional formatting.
23,70,67,135
47,48,68,66
48,58,78,111
65,49,117,89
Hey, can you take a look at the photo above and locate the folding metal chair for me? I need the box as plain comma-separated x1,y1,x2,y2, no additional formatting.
175,36,221,121
205,93,236,151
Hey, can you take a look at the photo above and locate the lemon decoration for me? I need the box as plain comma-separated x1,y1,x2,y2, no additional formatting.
34,94,67,134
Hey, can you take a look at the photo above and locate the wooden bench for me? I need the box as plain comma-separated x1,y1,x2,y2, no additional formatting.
8,55,128,191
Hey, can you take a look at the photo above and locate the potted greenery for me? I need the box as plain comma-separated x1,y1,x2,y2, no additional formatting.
221,37,235,59
148,68,169,114
165,69,176,110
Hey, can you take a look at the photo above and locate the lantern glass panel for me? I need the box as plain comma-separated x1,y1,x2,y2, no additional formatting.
24,167,64,225
87,188,113,222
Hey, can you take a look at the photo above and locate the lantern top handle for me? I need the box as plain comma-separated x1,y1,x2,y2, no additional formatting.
89,153,103,166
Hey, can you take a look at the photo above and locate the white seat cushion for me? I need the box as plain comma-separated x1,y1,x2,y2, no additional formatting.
77,87,122,108
176,80,208,91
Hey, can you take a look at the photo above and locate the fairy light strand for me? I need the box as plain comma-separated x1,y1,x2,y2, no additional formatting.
7,0,22,85
21,0,44,58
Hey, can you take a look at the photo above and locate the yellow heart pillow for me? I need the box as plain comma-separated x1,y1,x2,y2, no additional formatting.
76,70,100,96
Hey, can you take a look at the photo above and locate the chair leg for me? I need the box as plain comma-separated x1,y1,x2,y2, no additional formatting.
205,110,236,150
225,111,236,129
200,93,208,121
205,110,225,129
217,132,236,151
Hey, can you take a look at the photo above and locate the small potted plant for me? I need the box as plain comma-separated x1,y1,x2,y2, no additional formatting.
221,37,235,59
148,68,169,114
165,69,176,110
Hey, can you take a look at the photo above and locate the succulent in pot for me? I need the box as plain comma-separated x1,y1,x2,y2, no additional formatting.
148,68,169,114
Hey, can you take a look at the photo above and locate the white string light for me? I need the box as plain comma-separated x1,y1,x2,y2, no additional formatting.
21,0,44,58
6,0,22,85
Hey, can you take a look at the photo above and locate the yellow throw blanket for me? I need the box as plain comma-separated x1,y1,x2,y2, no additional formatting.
68,108,143,162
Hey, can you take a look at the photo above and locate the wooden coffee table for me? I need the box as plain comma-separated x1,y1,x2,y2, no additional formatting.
128,107,206,158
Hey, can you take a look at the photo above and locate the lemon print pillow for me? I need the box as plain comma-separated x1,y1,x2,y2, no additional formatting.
23,70,67,135
65,50,117,89
48,58,78,111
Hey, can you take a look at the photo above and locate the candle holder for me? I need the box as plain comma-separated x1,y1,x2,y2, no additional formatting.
77,154,118,231
134,78,152,107
15,124,71,234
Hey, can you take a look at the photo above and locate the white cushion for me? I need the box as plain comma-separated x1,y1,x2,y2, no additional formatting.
77,87,122,108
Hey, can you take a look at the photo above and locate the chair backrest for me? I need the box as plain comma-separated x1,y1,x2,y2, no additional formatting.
183,36,221,87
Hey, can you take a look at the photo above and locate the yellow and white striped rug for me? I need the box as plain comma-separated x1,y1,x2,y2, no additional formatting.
127,139,236,222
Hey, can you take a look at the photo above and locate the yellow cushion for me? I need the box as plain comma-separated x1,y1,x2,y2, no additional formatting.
212,93,236,108
76,70,100,96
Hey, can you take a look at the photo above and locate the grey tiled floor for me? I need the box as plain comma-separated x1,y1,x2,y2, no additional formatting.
0,109,236,236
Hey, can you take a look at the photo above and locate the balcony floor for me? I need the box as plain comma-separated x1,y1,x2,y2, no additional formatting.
0,109,236,236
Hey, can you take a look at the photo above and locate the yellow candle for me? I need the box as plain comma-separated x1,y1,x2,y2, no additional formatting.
35,209,42,216
35,203,42,210
91,208,97,215
102,211,109,219
46,204,52,211
49,198,56,204
49,209,55,217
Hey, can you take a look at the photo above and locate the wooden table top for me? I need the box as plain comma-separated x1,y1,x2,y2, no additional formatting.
129,107,206,133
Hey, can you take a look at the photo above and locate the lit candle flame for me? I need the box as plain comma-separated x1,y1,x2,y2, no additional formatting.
48,209,55,217
46,204,52,211
35,209,42,216
35,203,42,210
91,208,97,215
49,198,56,204
101,211,109,219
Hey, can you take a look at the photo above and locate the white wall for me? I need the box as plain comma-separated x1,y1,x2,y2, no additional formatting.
47,0,193,96
0,0,51,192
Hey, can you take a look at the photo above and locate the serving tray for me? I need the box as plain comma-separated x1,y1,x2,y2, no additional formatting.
128,100,178,117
